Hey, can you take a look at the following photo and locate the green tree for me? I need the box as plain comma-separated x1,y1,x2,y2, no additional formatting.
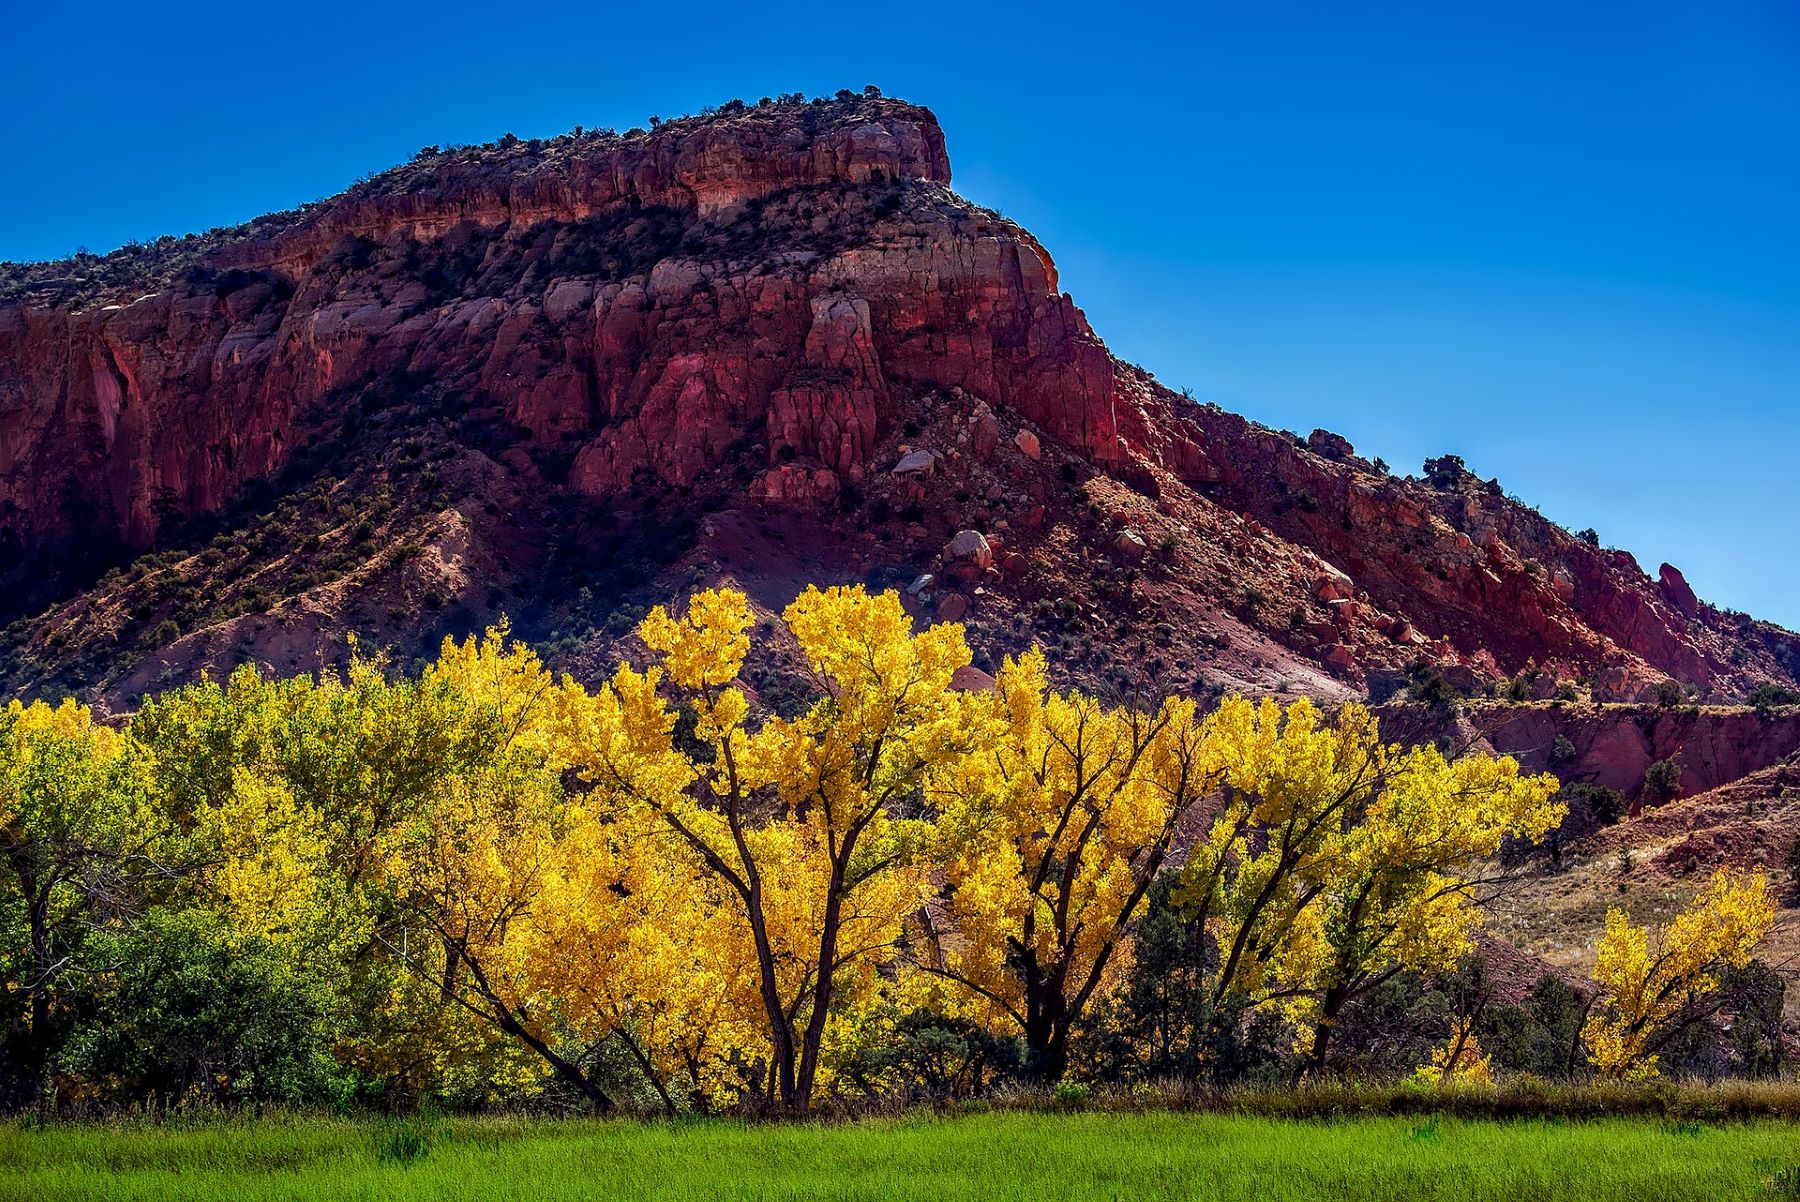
0,700,159,1107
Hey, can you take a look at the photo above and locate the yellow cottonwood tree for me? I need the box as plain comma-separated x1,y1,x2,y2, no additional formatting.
381,623,729,1111
1582,867,1776,1079
915,648,1211,1081
1174,697,1561,1077
523,803,762,1111
559,584,983,1110
382,749,602,1104
1415,1016,1493,1087
1174,698,1390,1017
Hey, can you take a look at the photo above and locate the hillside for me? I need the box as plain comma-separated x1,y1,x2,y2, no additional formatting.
2,92,1797,720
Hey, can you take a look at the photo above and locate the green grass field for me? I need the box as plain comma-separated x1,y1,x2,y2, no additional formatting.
3,1111,1799,1202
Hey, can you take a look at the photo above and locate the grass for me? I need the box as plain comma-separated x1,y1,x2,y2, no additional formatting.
4,1110,1800,1201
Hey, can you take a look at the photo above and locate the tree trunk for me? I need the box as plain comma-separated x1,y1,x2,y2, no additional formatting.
21,874,53,1109
742,885,799,1109
1022,972,1071,1084
617,1029,680,1118
794,857,848,1110
1294,982,1349,1084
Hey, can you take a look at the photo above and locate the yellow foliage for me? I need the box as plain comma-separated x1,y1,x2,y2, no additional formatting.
1414,1017,1493,1086
0,698,153,1045
1582,867,1776,1079
1174,696,1561,1063
919,647,1210,1073
558,584,980,1108
8,585,1650,1106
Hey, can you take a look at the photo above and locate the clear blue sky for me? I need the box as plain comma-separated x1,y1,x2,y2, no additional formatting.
10,2,1798,627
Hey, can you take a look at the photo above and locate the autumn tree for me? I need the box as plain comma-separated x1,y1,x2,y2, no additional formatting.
1174,697,1562,1078
1582,867,1776,1079
519,802,761,1112
560,585,984,1110
914,648,1211,1082
383,623,765,1113
1415,1016,1493,1087
379,631,608,1106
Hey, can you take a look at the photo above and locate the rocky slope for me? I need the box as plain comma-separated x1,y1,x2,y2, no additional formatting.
1488,756,1800,1020
2,92,1796,721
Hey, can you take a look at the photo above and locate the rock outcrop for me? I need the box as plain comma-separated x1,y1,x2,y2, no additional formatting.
0,92,1795,710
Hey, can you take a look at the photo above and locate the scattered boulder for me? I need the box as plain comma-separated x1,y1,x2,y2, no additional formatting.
1013,429,1041,460
1311,563,1355,602
943,529,994,570
1385,617,1425,645
1112,528,1147,562
1307,429,1354,461
891,448,939,476
936,592,969,621
966,401,1001,460
949,664,997,693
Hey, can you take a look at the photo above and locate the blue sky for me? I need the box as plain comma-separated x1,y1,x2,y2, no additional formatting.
9,2,1798,626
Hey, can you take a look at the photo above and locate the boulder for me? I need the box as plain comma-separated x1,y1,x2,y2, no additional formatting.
942,529,994,570
891,448,939,476
966,401,1001,460
1112,528,1147,562
1013,429,1041,460
949,664,998,693
1311,564,1355,602
1307,429,1355,461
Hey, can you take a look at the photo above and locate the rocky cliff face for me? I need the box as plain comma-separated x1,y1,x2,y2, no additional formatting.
1379,701,1800,805
1,93,1795,713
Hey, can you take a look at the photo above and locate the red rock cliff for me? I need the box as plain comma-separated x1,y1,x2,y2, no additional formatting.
0,97,1193,562
0,94,1794,703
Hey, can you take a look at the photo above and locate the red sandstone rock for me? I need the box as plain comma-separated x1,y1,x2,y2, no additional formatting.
0,94,1795,705
1658,562,1700,618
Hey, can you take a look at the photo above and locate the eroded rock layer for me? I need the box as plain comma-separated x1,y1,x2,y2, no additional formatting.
1,95,1795,711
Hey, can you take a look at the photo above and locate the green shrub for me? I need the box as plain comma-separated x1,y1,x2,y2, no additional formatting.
1641,756,1683,804
57,909,346,1109
1749,684,1797,716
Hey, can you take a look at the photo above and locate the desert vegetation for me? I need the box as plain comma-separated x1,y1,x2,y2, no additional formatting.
1,585,1785,1121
